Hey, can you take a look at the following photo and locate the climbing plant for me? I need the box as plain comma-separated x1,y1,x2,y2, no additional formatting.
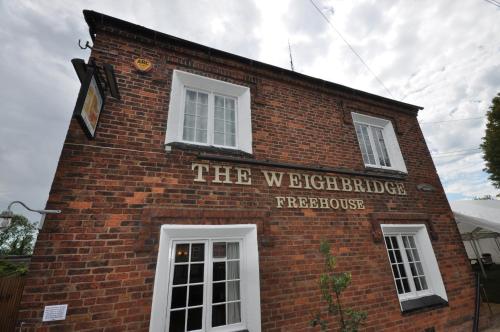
311,240,367,332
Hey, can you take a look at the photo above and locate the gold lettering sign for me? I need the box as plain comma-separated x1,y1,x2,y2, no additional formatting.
275,196,365,210
133,58,153,72
191,163,407,209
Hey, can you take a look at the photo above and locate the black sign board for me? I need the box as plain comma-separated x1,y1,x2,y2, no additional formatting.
73,67,106,138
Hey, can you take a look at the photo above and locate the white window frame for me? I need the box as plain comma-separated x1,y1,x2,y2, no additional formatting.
150,224,261,332
166,70,253,154
381,224,447,310
351,112,407,173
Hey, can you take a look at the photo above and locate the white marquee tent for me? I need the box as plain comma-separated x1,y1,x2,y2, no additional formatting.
450,200,500,276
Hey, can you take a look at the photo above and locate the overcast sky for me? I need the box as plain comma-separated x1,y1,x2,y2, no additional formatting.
1,0,499,222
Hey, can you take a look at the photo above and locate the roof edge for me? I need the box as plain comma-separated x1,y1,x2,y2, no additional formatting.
83,10,423,113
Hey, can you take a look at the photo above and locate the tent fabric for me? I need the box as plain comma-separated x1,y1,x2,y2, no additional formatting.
450,200,500,264
450,200,500,233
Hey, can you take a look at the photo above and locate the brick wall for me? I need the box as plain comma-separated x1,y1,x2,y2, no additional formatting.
17,18,475,332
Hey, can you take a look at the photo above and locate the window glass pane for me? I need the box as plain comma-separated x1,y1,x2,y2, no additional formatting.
385,237,392,249
184,90,208,144
213,243,226,258
414,276,422,291
402,236,409,248
227,302,241,324
391,237,399,250
361,125,376,164
183,127,195,142
227,134,236,147
185,101,196,115
198,117,207,131
214,132,225,145
409,236,416,248
384,233,431,298
226,98,235,110
409,263,417,276
213,262,225,281
190,264,204,283
215,107,225,120
212,304,226,327
412,249,421,261
227,261,239,280
355,124,373,165
372,127,385,166
215,95,224,108
198,92,208,105
372,127,391,167
401,278,410,293
395,279,403,294
186,90,197,103
175,244,189,263
169,310,186,332
195,129,207,143
226,108,235,122
392,265,400,278
406,249,415,263
394,250,402,262
188,285,204,306
226,121,235,135
187,307,202,331
171,286,187,309
214,120,225,133
227,281,240,301
212,282,226,303
227,243,239,259
191,244,204,262
212,96,237,148
388,251,395,264
168,239,245,331
184,115,195,128
420,277,428,290
384,235,414,296
416,262,424,275
173,265,188,285
397,263,407,278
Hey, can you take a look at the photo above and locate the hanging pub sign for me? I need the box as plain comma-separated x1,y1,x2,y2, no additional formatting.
73,67,106,138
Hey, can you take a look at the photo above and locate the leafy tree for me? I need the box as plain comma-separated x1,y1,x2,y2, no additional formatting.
481,92,500,189
0,261,28,277
0,214,37,256
473,195,495,200
311,240,367,332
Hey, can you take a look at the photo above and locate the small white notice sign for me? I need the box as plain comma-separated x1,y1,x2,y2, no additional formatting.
42,304,68,322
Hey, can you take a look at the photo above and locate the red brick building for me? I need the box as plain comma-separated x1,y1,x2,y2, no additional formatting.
17,10,475,332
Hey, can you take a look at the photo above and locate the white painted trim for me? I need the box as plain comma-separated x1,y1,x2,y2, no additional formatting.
381,224,448,311
166,70,252,154
149,224,261,332
351,112,407,173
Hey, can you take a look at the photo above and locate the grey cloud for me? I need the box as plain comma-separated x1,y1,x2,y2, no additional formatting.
0,1,84,222
346,0,393,39
286,0,329,35
126,0,262,59
474,65,500,92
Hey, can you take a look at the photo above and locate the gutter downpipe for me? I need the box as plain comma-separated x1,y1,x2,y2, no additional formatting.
470,238,487,278
473,272,481,332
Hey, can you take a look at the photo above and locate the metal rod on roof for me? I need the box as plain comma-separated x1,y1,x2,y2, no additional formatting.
470,238,487,279
495,237,500,255
288,39,295,72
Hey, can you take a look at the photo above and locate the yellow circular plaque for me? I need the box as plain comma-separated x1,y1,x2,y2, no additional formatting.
134,58,153,72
